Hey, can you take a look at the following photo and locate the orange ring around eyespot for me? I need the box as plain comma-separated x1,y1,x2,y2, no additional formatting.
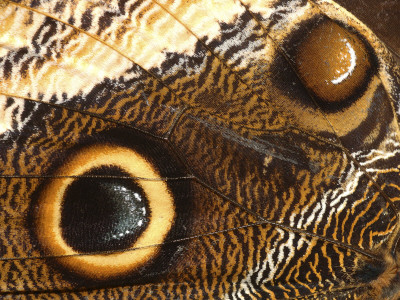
35,144,175,280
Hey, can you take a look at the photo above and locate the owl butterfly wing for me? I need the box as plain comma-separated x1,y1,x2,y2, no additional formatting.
0,0,400,299
335,0,400,64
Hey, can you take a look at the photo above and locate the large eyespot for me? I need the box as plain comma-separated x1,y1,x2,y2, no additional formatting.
34,144,175,280
293,20,374,108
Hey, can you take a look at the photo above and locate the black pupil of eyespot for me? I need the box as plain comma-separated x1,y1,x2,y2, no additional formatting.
61,166,150,253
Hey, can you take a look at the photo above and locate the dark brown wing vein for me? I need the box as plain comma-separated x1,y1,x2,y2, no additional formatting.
9,0,393,257
194,177,380,259
0,98,381,259
0,92,170,139
237,0,400,222
148,0,399,226
0,218,378,262
4,0,185,116
308,0,400,252
0,174,194,180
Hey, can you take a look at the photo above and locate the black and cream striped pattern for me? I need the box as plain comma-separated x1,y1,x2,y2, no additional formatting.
0,0,400,299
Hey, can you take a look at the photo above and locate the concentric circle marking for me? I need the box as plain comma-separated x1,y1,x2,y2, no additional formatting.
35,144,175,280
295,20,372,104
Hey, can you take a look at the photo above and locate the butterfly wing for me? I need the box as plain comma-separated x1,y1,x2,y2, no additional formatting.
0,0,399,299
335,0,400,61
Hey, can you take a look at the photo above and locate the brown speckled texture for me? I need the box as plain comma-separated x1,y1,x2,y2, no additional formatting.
0,0,400,299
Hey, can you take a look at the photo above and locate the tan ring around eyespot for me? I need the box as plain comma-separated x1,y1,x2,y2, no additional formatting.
35,144,175,280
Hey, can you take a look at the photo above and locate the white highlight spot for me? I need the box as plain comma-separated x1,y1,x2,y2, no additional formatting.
331,40,356,85
134,192,142,202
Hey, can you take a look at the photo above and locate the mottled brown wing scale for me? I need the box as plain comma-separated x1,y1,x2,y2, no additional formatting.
0,0,399,299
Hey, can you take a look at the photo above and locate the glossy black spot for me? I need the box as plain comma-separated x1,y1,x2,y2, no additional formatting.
61,166,150,253
30,127,193,283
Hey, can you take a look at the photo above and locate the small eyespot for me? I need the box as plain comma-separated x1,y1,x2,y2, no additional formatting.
34,144,175,280
294,20,373,106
